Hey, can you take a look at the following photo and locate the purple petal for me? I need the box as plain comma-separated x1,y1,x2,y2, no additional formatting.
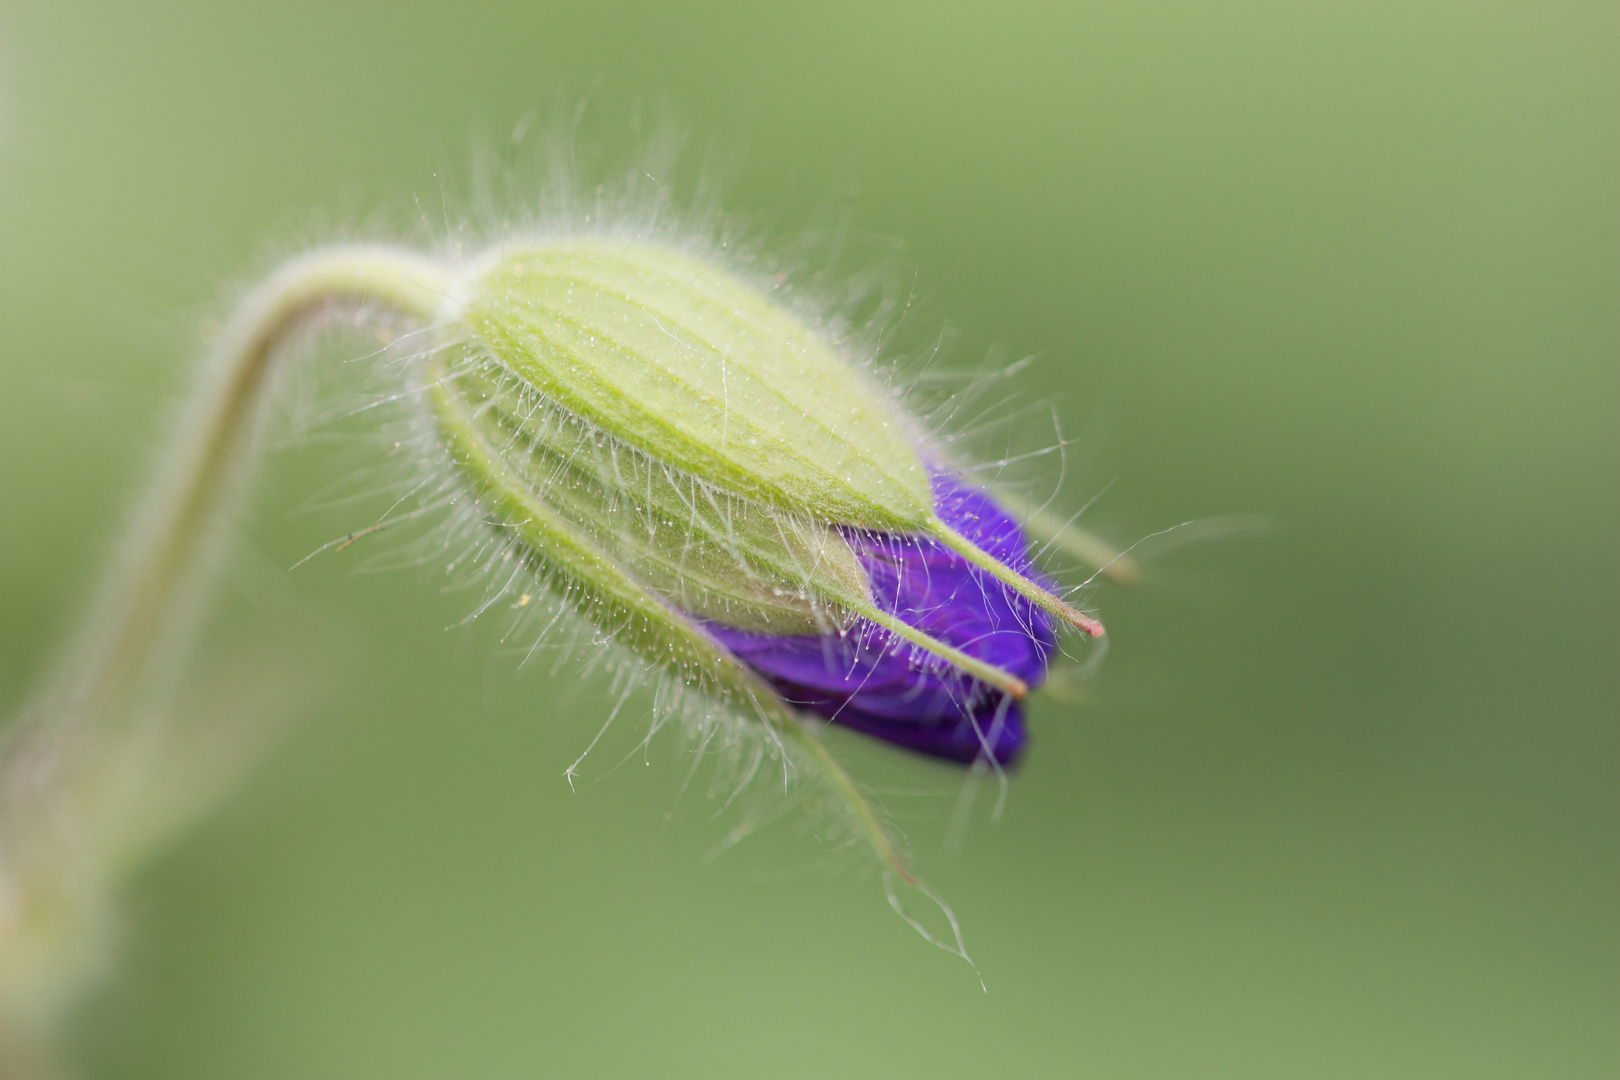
707,473,1057,765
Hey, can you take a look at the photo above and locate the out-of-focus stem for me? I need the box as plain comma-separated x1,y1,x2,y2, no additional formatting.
46,247,450,729
0,246,451,1056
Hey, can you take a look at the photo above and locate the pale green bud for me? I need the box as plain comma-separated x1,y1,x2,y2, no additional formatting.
461,241,932,529
437,355,872,636
422,238,1112,702
446,240,1103,638
11,231,1126,1029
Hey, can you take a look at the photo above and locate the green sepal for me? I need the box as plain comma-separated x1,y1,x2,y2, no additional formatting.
460,240,1103,638
443,354,873,635
427,353,911,877
439,353,1031,695
462,240,935,530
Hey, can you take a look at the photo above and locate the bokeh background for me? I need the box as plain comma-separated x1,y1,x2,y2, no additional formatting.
0,4,1615,1078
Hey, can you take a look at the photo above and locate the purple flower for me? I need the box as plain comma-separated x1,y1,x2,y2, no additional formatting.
707,474,1057,765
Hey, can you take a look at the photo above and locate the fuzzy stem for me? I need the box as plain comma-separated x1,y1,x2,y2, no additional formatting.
41,246,450,729
0,245,450,1047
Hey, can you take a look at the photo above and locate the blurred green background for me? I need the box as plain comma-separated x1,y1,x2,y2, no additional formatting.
0,3,1615,1077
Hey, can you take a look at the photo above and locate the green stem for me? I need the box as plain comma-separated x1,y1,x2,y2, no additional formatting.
0,245,450,1042
44,246,450,729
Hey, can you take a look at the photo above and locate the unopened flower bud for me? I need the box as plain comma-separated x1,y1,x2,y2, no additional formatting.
429,239,1100,764
4,219,1115,1019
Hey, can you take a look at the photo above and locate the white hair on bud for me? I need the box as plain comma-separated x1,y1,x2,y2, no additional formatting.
259,109,1115,910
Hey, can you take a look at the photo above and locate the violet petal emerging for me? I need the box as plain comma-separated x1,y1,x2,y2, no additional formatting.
708,474,1058,765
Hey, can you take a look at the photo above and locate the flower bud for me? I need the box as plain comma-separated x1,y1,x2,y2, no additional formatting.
429,239,1100,765
3,231,1100,1015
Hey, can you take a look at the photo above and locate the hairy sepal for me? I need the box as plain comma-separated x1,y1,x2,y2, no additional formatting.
437,350,1031,695
440,352,874,635
460,239,1101,638
462,240,934,529
428,355,910,876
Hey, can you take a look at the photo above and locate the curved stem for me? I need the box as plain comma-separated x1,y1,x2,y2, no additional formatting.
41,246,451,729
0,245,451,1044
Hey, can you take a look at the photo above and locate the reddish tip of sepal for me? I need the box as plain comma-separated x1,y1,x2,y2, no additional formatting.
1053,599,1105,637
1074,612,1106,637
